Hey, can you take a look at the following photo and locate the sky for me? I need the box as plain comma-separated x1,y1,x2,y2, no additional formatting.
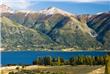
1,0,110,14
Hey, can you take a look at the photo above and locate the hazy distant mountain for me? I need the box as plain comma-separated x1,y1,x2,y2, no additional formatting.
1,5,110,51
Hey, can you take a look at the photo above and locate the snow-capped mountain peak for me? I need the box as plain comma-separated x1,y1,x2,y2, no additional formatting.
96,12,104,15
96,11,110,15
39,6,74,16
47,6,58,11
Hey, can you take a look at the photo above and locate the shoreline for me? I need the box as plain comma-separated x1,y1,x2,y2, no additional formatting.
1,50,110,52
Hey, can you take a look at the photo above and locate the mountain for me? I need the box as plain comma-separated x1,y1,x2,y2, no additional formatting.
38,7,74,16
87,12,110,50
1,5,110,51
1,16,56,50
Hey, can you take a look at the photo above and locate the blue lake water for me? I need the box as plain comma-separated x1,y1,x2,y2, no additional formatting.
1,51,109,66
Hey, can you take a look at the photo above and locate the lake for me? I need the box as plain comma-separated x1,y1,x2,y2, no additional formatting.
1,51,109,66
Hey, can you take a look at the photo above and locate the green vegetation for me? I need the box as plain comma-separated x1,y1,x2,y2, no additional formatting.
32,56,106,66
1,16,56,50
2,12,109,50
8,71,15,74
7,55,109,74
33,56,64,66
105,55,110,74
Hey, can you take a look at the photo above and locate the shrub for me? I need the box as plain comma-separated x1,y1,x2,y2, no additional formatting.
8,71,15,74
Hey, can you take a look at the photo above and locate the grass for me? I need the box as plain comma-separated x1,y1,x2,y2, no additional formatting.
1,65,105,74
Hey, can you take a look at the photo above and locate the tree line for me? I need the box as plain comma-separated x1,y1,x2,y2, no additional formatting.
32,55,107,66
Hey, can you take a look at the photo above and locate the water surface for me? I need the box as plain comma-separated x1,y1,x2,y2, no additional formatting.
1,51,109,66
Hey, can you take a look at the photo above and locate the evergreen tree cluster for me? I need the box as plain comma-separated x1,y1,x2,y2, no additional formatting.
33,56,65,66
33,56,106,66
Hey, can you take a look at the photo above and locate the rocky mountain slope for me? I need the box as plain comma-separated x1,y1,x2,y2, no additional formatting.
1,16,56,50
1,5,110,50
87,12,110,50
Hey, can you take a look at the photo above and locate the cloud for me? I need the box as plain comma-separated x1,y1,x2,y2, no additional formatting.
1,0,109,3
0,0,109,10
1,0,32,10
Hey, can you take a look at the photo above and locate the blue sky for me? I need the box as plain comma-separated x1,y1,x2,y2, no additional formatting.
29,1,110,14
1,0,110,14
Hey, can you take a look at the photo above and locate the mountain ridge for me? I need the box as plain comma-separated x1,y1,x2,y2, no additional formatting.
1,5,110,51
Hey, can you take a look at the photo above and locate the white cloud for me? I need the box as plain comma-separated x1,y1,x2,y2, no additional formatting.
0,0,109,10
0,0,32,9
1,0,109,3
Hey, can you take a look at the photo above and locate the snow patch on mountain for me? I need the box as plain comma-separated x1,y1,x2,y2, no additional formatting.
89,29,97,37
96,12,104,15
38,7,74,16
